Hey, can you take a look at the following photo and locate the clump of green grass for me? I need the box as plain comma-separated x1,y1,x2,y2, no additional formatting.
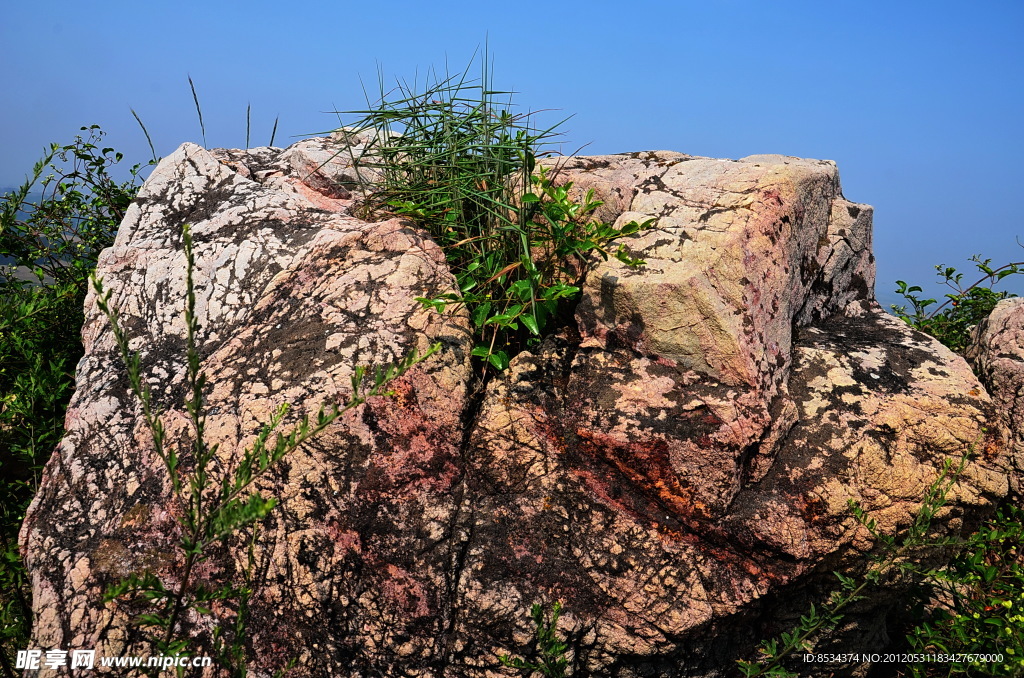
338,54,650,372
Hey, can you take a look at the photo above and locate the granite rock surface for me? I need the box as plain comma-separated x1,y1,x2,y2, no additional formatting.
20,137,1010,677
967,296,1024,497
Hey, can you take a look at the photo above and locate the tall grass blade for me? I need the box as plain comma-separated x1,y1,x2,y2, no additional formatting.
131,108,157,163
188,75,207,147
246,103,251,149
269,116,279,147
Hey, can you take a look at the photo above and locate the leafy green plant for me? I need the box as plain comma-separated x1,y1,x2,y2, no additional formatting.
738,453,971,677
418,166,650,371
499,601,569,677
94,224,439,676
888,252,1024,675
1,125,149,288
0,287,79,675
900,504,1024,677
339,56,651,372
892,254,1024,353
0,126,150,674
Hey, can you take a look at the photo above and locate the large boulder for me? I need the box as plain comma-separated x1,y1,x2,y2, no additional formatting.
552,152,874,390
21,140,474,675
967,296,1024,496
20,138,1009,677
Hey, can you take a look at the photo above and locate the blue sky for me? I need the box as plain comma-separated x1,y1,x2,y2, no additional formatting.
3,1,1023,309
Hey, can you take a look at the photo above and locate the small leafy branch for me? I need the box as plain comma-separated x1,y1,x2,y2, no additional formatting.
499,601,569,678
1,125,152,289
93,223,438,675
338,53,651,372
892,252,1024,353
738,452,971,677
415,167,650,371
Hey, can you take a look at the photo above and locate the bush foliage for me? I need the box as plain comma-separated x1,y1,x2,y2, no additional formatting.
339,58,650,372
0,125,151,673
892,254,1024,354
889,253,1024,674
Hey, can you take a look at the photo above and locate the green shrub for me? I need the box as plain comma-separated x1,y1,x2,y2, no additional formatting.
1,125,146,288
340,56,650,372
0,126,150,672
902,505,1024,677
890,253,1024,674
892,255,1024,354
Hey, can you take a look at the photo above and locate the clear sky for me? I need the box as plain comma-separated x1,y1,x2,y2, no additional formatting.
3,0,1023,310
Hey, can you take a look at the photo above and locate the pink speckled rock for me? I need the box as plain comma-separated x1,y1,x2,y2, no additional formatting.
555,152,874,392
20,137,1009,678
455,301,1005,676
967,296,1024,496
21,141,473,677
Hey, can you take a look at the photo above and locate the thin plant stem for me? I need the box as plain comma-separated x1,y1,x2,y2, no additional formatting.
93,223,439,668
131,108,158,163
188,76,206,147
